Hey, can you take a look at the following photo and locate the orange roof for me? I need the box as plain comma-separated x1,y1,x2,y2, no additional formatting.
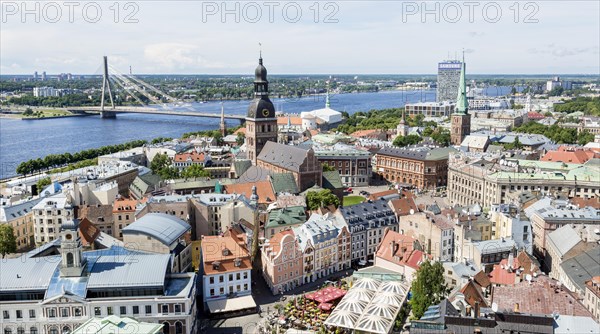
489,264,518,286
113,197,146,213
78,217,100,247
389,197,418,217
234,127,246,135
460,280,488,308
277,116,302,125
369,189,399,201
473,270,491,288
174,151,205,162
201,234,251,275
350,129,380,138
224,180,276,204
570,196,600,209
376,229,424,270
541,146,598,164
527,112,545,120
268,230,295,258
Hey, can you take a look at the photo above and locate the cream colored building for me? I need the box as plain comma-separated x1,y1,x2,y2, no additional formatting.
0,197,41,251
33,193,75,245
584,276,600,323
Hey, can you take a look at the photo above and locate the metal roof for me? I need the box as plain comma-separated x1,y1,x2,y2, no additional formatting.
122,213,190,246
257,141,310,172
0,254,61,291
546,225,582,257
0,197,43,222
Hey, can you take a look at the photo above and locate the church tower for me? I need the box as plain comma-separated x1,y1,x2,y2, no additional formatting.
219,102,227,137
245,54,277,164
450,57,470,146
396,108,409,137
59,218,86,277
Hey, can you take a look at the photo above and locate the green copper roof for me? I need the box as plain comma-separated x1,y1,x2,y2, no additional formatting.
271,173,300,194
265,205,307,229
454,61,468,114
215,180,222,194
322,170,344,189
73,316,163,334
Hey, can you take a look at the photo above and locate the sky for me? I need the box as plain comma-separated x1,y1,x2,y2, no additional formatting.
1,1,599,75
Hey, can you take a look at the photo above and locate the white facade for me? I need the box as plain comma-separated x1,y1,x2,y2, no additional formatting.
33,193,74,245
202,268,252,301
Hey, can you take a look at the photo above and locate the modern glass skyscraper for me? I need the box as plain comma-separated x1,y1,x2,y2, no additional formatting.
437,60,462,102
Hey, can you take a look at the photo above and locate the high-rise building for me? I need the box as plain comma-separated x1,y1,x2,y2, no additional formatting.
245,55,277,164
450,59,470,146
33,71,38,80
41,71,47,81
437,60,462,102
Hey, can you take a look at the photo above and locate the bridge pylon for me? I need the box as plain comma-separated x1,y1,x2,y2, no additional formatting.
100,56,116,118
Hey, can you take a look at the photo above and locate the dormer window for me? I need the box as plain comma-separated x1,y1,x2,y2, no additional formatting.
222,248,230,256
212,261,221,270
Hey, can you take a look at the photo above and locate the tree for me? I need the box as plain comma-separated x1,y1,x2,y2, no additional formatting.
236,132,245,146
322,163,336,172
410,260,449,319
36,177,52,192
431,128,451,147
393,134,421,147
305,189,340,210
0,225,17,258
158,166,180,180
150,153,171,174
23,107,33,116
181,164,210,179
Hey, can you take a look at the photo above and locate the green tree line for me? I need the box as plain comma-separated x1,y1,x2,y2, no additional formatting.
512,122,595,145
16,140,147,176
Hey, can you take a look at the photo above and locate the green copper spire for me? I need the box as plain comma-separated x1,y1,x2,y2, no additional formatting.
325,81,331,108
455,58,468,114
214,180,222,194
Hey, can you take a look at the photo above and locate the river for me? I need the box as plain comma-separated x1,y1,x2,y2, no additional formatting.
0,86,513,179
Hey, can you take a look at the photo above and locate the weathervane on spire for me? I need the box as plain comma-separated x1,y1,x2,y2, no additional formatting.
259,42,262,58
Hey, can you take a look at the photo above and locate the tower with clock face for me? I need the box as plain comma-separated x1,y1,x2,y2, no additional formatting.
245,55,278,164
59,218,87,277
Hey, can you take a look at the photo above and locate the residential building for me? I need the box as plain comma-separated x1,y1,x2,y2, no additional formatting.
454,233,517,272
0,221,197,334
448,154,600,208
257,141,322,192
78,204,114,237
583,276,600,322
315,146,372,187
558,247,600,296
544,224,598,279
261,230,303,294
400,212,455,262
245,56,278,164
200,232,255,313
292,213,351,284
0,197,42,250
135,194,191,223
265,205,306,238
112,197,144,239
541,146,599,164
437,60,462,102
405,101,455,117
122,213,192,273
373,229,425,284
336,199,398,263
374,146,455,189
191,193,254,237
173,151,209,170
33,193,75,245
525,197,600,256
489,203,532,253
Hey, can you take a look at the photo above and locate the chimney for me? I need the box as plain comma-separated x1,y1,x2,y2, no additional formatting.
390,241,396,258
514,303,520,313
474,301,480,318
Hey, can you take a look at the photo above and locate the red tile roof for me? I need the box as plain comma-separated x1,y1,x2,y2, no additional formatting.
78,217,100,247
174,151,206,163
527,112,545,120
570,196,600,209
376,229,425,270
492,275,593,317
460,280,488,308
201,233,251,275
540,146,598,164
277,116,302,125
224,180,276,204
389,197,419,216
113,197,146,213
369,189,399,201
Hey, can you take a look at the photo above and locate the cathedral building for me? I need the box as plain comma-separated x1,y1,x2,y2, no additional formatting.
450,58,471,146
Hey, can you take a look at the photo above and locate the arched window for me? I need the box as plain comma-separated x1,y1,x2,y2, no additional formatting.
49,328,58,334
175,322,183,334
17,328,24,334
66,253,74,267
4,329,12,334
62,326,70,334
30,328,38,334
162,322,170,334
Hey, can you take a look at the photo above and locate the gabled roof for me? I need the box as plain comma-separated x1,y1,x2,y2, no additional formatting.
257,141,310,172
266,206,306,229
322,170,343,189
547,225,582,257
270,173,299,194
224,180,276,204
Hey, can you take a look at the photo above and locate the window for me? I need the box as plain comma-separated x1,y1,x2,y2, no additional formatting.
175,322,183,334
94,307,101,316
74,308,81,317
209,277,214,284
244,283,248,290
49,329,58,334
175,304,181,313
16,310,22,319
219,287,224,295
30,328,37,334
219,275,224,283
48,309,56,318
229,274,233,281
236,272,241,280
5,329,12,334
29,310,35,319
61,326,70,334
243,272,248,279
210,288,215,296
106,307,113,315
162,305,169,314
61,308,68,317
132,306,139,315
2,310,9,319
120,306,126,315
145,305,152,314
